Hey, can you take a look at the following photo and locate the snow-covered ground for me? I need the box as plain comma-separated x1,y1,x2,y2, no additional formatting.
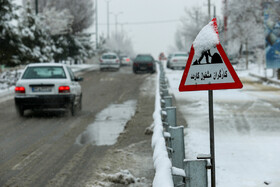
164,62,280,187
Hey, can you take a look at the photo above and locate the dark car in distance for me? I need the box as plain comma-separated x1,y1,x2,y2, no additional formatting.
133,54,156,74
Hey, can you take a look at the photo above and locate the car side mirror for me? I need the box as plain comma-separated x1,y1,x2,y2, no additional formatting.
74,77,83,82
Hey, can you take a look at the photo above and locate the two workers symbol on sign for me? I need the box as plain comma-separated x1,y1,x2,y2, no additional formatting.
192,49,223,65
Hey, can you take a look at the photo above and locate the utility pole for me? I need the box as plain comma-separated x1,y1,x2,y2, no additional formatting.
115,14,118,33
106,0,111,39
35,0,38,14
224,0,228,49
195,10,199,28
111,12,122,33
213,5,216,18
120,24,124,33
95,0,98,49
208,0,211,20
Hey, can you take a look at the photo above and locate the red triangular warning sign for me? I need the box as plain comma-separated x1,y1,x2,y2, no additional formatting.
179,18,243,92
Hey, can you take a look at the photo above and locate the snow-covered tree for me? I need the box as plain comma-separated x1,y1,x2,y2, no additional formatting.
56,0,94,33
18,1,54,63
226,0,263,53
172,6,209,52
174,30,185,51
105,31,135,57
0,0,26,66
41,7,74,36
226,0,264,69
51,33,94,63
24,0,94,33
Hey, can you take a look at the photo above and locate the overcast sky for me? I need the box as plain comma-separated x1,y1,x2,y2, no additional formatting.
95,0,222,57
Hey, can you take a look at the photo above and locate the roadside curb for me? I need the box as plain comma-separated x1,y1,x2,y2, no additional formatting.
249,73,280,86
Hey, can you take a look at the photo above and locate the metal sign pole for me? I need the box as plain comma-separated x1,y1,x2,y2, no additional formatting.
208,90,216,187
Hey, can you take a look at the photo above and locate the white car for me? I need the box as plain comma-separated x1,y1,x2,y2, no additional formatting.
120,55,132,66
169,52,188,69
100,52,120,71
14,63,83,116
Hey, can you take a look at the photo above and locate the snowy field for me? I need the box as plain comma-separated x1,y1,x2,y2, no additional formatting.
165,62,280,187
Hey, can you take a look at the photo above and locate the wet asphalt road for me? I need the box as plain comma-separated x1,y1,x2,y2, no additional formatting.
0,66,154,187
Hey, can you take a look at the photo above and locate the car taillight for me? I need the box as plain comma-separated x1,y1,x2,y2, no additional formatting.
126,58,130,62
116,59,119,63
59,86,70,93
15,86,25,93
133,63,138,67
148,63,153,66
173,59,178,62
99,59,103,63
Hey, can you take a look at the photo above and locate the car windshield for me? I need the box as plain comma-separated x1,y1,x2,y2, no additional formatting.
22,66,66,79
102,55,117,59
135,56,153,62
174,54,187,57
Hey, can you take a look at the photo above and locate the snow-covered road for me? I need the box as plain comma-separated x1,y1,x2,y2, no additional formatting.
0,65,155,186
165,65,280,187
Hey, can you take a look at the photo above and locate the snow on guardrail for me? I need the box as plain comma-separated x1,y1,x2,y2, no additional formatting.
151,63,173,187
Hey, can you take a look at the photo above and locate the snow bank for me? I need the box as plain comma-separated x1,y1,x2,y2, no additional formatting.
193,18,219,60
151,63,173,187
95,170,149,187
172,167,186,177
102,170,137,185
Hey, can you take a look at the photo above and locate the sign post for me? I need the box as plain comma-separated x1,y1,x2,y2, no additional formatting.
208,90,215,187
179,18,243,187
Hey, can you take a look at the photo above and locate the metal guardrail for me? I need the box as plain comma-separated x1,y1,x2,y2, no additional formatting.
158,62,208,187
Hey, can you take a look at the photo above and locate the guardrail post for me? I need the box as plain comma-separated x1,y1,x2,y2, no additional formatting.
164,106,176,127
163,96,172,108
160,77,167,85
161,96,172,108
162,122,172,158
160,83,168,89
184,160,208,187
160,88,169,98
170,126,185,186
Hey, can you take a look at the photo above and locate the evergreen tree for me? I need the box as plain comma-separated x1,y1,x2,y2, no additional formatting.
18,2,54,63
0,0,26,66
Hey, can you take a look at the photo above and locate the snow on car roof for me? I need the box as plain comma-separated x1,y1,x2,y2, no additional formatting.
102,52,117,55
173,52,187,54
27,63,66,67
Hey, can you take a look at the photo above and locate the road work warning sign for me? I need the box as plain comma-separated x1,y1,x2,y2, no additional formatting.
179,18,243,91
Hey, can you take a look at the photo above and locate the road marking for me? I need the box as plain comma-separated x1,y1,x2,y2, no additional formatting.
12,144,50,170
45,146,88,187
100,78,114,82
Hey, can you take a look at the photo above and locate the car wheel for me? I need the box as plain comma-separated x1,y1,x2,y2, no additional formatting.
16,104,24,117
70,102,76,116
78,94,82,111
